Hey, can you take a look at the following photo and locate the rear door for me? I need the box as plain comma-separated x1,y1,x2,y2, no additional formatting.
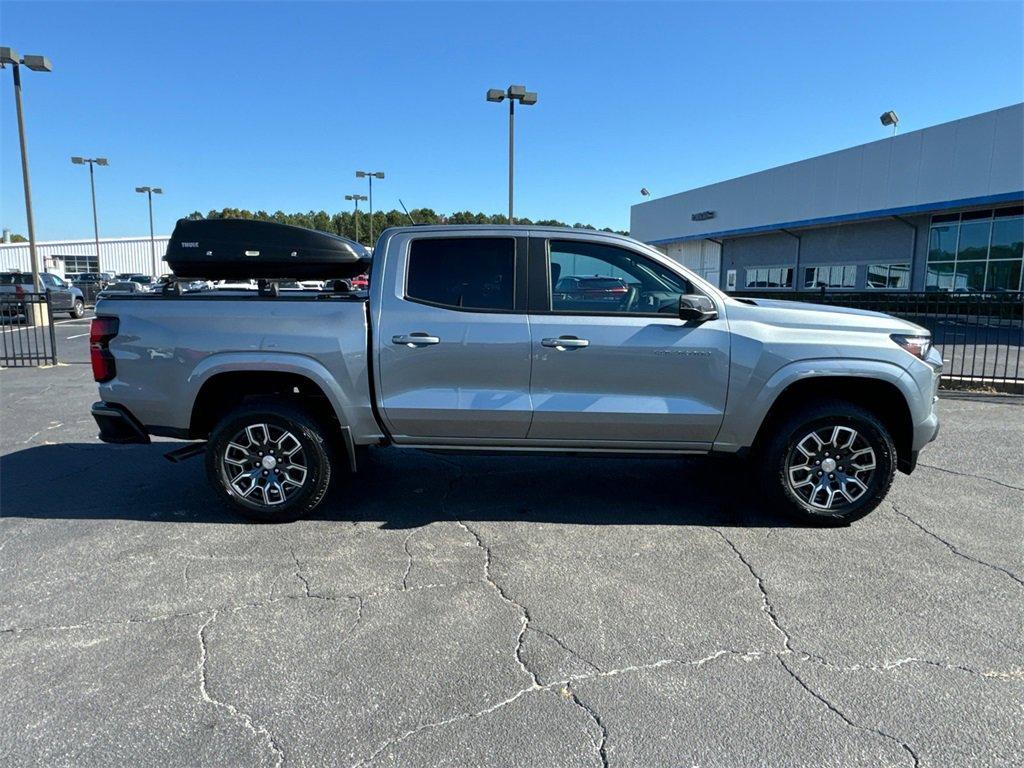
375,232,533,441
42,274,72,310
526,235,730,447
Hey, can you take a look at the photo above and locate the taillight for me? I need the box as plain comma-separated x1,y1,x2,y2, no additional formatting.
90,316,119,382
14,284,24,298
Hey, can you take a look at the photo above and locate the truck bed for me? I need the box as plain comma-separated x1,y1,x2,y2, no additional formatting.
95,291,382,443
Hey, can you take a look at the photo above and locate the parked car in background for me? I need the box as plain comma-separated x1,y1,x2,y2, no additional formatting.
97,281,147,299
554,275,633,311
72,273,112,306
348,273,369,290
0,271,86,318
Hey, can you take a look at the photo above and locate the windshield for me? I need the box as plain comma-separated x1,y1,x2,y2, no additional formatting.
0,274,28,285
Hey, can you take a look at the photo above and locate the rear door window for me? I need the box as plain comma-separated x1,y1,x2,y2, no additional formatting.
406,237,516,311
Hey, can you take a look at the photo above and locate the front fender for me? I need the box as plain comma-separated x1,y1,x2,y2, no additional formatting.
714,357,916,452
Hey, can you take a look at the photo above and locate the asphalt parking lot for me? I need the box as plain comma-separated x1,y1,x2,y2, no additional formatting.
1,323,1022,767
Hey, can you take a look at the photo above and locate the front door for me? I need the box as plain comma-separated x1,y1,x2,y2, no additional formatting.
527,237,730,447
375,233,533,441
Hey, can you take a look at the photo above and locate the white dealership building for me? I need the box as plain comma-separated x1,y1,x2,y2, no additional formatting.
631,103,1023,294
0,234,170,278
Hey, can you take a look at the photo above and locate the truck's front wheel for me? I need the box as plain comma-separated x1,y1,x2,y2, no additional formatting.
206,399,332,523
760,400,896,525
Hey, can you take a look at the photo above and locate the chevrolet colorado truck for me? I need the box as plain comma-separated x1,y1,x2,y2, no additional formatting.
90,224,942,525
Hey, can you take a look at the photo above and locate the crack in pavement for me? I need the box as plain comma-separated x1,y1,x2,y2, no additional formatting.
892,505,1024,588
400,530,416,591
197,611,284,768
779,655,920,768
565,688,609,768
348,649,753,768
457,520,540,689
715,528,926,767
917,462,1024,492
712,527,794,653
291,548,312,597
0,588,374,635
529,626,603,675
710,526,1017,679
894,502,1024,588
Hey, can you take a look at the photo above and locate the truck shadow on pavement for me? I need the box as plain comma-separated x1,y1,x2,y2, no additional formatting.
1,442,784,528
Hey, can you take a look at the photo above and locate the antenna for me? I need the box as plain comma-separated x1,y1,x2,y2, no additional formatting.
398,199,417,225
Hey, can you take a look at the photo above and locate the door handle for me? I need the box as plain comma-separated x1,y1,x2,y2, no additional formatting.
542,336,590,349
392,333,441,347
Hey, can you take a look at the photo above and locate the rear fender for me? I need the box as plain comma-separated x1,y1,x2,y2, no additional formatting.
185,352,362,434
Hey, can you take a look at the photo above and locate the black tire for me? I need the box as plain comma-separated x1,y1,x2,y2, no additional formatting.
69,299,85,319
759,399,896,526
205,398,332,523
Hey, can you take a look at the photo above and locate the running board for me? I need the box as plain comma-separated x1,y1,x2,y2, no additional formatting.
164,442,207,463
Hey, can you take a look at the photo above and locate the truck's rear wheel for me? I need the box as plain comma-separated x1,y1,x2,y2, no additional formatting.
760,400,896,525
206,399,332,523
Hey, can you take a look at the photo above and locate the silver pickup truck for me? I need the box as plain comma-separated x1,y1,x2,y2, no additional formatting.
90,225,941,525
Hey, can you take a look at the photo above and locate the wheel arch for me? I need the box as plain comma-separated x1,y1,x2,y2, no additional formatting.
187,354,352,439
749,371,915,473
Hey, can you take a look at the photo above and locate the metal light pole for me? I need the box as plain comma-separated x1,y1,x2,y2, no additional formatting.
71,156,109,272
486,85,537,224
345,194,367,243
135,186,163,276
2,47,52,293
355,170,384,245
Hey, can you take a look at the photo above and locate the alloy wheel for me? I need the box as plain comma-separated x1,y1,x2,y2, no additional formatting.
786,425,877,511
221,423,308,506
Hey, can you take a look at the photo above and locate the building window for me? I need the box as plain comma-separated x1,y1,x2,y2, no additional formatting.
804,264,857,289
744,265,793,289
926,207,1024,292
866,263,910,289
58,254,100,276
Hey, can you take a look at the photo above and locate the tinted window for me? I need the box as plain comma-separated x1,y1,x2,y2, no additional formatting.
990,217,1023,261
804,264,856,289
406,238,515,311
866,263,910,289
549,240,692,313
928,225,957,262
0,274,27,285
745,266,794,289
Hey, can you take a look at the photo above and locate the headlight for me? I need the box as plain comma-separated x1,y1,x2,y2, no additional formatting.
891,333,932,360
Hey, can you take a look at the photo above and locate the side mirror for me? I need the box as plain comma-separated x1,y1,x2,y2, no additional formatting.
678,294,718,322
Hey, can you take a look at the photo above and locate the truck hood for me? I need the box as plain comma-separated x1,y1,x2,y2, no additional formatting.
727,297,929,336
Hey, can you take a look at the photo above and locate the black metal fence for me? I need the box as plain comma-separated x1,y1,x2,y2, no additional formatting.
732,290,1024,390
0,292,58,367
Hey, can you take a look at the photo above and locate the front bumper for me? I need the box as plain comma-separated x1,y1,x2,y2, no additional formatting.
91,401,151,444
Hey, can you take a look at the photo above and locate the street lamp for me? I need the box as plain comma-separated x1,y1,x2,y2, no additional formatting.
135,186,163,277
1,46,52,293
486,84,538,224
345,193,368,243
355,170,385,245
71,156,109,273
880,110,899,136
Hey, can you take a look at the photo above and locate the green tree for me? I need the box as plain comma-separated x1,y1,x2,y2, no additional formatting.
184,207,627,244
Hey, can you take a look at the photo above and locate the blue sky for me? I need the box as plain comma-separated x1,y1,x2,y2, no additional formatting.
2,1,1022,240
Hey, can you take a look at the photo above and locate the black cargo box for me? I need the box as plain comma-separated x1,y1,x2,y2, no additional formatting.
164,218,370,279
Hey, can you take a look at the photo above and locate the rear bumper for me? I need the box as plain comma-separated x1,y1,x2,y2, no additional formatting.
91,401,151,444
